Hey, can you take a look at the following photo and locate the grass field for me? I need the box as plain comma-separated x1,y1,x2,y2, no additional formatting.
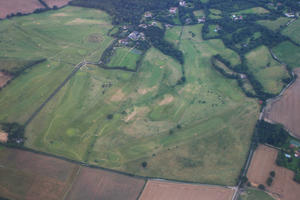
246,45,290,94
23,23,259,185
0,6,114,124
257,17,290,31
282,19,300,44
236,7,269,15
193,10,205,18
272,41,300,69
107,47,142,70
239,188,274,200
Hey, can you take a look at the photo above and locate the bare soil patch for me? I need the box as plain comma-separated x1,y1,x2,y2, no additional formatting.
43,0,71,8
66,167,145,200
0,132,8,143
66,18,104,25
0,0,44,19
264,68,300,138
138,86,157,95
110,89,125,102
159,94,174,106
0,72,12,88
247,145,300,200
139,180,235,200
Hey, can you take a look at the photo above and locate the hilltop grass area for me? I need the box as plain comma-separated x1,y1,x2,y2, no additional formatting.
245,45,290,94
0,6,114,124
25,24,259,185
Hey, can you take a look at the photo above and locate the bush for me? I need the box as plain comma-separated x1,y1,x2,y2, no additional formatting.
258,184,265,190
270,171,275,177
142,161,147,168
266,177,273,186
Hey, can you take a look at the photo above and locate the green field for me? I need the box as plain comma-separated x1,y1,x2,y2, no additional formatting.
209,9,222,19
239,188,274,200
193,10,205,18
165,26,183,47
257,17,290,31
246,45,290,94
282,19,300,44
236,7,269,15
272,41,300,69
0,6,114,124
107,47,142,70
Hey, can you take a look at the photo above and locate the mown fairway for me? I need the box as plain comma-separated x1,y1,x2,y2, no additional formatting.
245,45,290,94
0,6,114,124
25,23,259,185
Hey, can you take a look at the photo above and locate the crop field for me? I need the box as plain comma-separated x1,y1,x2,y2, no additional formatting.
282,19,300,44
0,147,79,200
0,147,145,200
22,22,259,185
139,180,235,200
107,47,142,70
239,188,274,200
236,7,269,15
245,45,290,94
43,0,71,8
66,167,145,200
0,6,114,124
0,0,44,19
247,145,300,200
257,17,290,31
272,41,300,69
264,68,300,138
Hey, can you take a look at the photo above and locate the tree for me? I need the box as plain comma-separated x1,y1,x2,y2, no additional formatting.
266,177,273,186
258,184,265,190
142,161,147,168
270,171,275,178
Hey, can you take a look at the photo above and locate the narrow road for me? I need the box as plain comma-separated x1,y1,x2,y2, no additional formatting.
24,61,86,127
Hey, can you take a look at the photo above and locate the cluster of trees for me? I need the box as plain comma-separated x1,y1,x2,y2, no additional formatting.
1,122,25,145
0,59,46,77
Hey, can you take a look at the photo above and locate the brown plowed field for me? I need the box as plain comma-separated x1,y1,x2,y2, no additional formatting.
139,180,235,200
0,72,11,88
66,167,145,200
0,148,79,200
43,0,71,8
247,145,300,200
264,68,300,138
0,0,44,19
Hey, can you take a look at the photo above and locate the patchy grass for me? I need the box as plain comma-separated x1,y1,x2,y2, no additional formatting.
246,45,290,94
193,10,205,18
272,41,300,69
107,47,142,70
239,188,274,200
236,7,269,15
282,18,300,44
257,17,290,31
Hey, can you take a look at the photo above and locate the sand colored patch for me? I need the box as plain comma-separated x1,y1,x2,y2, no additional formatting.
159,94,174,106
264,68,300,138
139,180,235,200
0,72,12,88
178,83,201,95
247,144,300,200
66,18,104,25
110,89,125,102
51,12,69,17
0,132,8,143
124,107,149,122
138,86,157,95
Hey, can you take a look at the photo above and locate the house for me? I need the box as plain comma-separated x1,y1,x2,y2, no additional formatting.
179,1,186,7
151,21,157,26
240,74,247,79
118,39,128,45
285,13,295,18
169,7,178,14
128,31,140,41
232,14,243,21
290,140,300,148
144,11,152,18
285,154,291,158
165,24,173,29
139,24,148,29
198,17,206,23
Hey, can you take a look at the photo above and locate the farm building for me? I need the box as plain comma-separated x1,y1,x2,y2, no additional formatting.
169,7,177,14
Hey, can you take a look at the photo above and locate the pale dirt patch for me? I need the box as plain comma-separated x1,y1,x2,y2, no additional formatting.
110,89,125,102
0,132,8,143
159,94,174,106
51,13,68,17
66,18,105,25
124,107,149,122
138,86,157,95
0,72,12,88
178,84,201,95
247,144,300,200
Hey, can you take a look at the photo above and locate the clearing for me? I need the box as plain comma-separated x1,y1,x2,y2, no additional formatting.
264,68,300,138
139,180,234,200
247,145,300,200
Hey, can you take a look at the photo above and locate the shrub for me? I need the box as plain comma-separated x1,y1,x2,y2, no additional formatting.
142,161,147,168
258,184,265,190
266,177,273,186
270,171,275,177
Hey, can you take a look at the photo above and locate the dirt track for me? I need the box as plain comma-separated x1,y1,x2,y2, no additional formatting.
264,68,300,138
139,180,235,200
0,0,44,19
247,145,300,200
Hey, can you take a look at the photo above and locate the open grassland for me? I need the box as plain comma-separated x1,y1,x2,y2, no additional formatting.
247,145,300,200
236,7,269,15
139,180,235,200
257,17,290,31
264,68,300,138
25,24,258,185
193,10,205,18
272,41,300,69
165,26,183,47
107,47,142,70
0,147,145,200
282,19,300,44
0,6,114,124
239,188,274,200
246,45,290,94
0,0,44,19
